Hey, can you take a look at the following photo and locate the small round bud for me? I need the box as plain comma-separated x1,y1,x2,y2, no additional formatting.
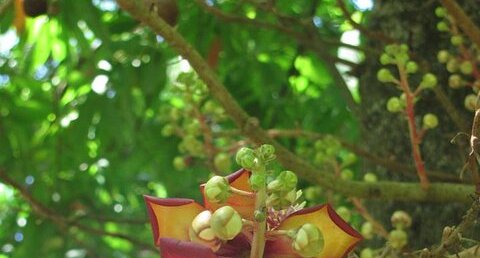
249,173,266,191
272,170,298,191
204,176,231,204
451,35,463,46
437,50,449,63
399,44,409,53
214,153,232,173
386,97,403,113
341,169,354,181
384,45,398,55
173,156,187,171
189,210,221,251
423,113,439,129
464,94,477,112
435,7,446,17
377,68,396,83
391,210,412,229
254,210,266,222
448,74,464,89
186,120,201,135
446,58,459,73
258,144,275,161
363,173,378,183
361,222,374,239
460,60,473,75
161,124,175,137
304,186,322,201
360,248,374,258
420,73,437,89
436,21,449,32
406,61,418,73
388,229,408,249
380,54,393,65
336,206,351,222
292,223,325,258
235,147,257,170
210,206,243,240
341,153,357,167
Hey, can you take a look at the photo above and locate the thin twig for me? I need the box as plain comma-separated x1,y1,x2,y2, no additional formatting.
440,0,480,49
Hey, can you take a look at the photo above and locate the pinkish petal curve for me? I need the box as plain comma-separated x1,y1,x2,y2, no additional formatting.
159,238,218,258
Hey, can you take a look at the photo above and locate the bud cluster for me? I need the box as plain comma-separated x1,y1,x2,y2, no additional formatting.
266,170,301,210
387,210,412,250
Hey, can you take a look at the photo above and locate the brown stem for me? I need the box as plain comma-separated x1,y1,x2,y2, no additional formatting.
351,198,389,238
398,64,430,189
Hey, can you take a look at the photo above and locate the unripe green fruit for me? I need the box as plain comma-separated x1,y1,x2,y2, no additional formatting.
420,73,437,89
436,21,449,32
214,153,231,173
423,113,439,129
360,248,374,258
292,223,325,258
173,156,187,171
406,61,418,73
386,97,403,113
388,229,408,249
336,206,351,222
435,7,446,17
363,173,378,183
205,176,231,204
451,35,463,46
361,222,374,239
460,60,473,75
437,50,449,63
377,68,396,83
391,210,412,229
464,94,477,112
448,74,464,89
341,169,354,180
210,206,243,240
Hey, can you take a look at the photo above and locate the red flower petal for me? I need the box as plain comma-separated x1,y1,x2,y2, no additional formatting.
144,196,204,245
159,238,218,258
201,168,256,220
272,204,362,258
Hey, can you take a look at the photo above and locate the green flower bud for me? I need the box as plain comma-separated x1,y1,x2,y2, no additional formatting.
460,60,473,75
266,189,298,210
420,73,437,89
360,248,374,258
437,50,449,63
391,210,412,229
423,113,439,129
388,229,408,249
161,124,175,137
249,173,266,191
304,186,322,201
464,94,477,112
406,61,418,73
446,58,459,73
377,68,396,83
448,74,464,89
277,170,298,190
386,97,403,113
436,21,449,32
336,206,351,222
384,44,399,55
435,7,446,17
341,153,357,167
254,210,266,222
186,120,200,135
363,172,378,183
451,35,463,46
173,156,187,171
210,206,243,240
361,222,374,239
235,147,257,170
189,210,221,251
292,223,325,258
379,54,393,65
205,176,231,204
258,144,276,161
313,140,324,151
341,169,354,181
399,44,409,53
214,153,231,173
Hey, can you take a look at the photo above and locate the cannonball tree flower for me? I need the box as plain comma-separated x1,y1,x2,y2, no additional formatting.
144,168,362,258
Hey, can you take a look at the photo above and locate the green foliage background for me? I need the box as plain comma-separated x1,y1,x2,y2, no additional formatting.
1,0,478,257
